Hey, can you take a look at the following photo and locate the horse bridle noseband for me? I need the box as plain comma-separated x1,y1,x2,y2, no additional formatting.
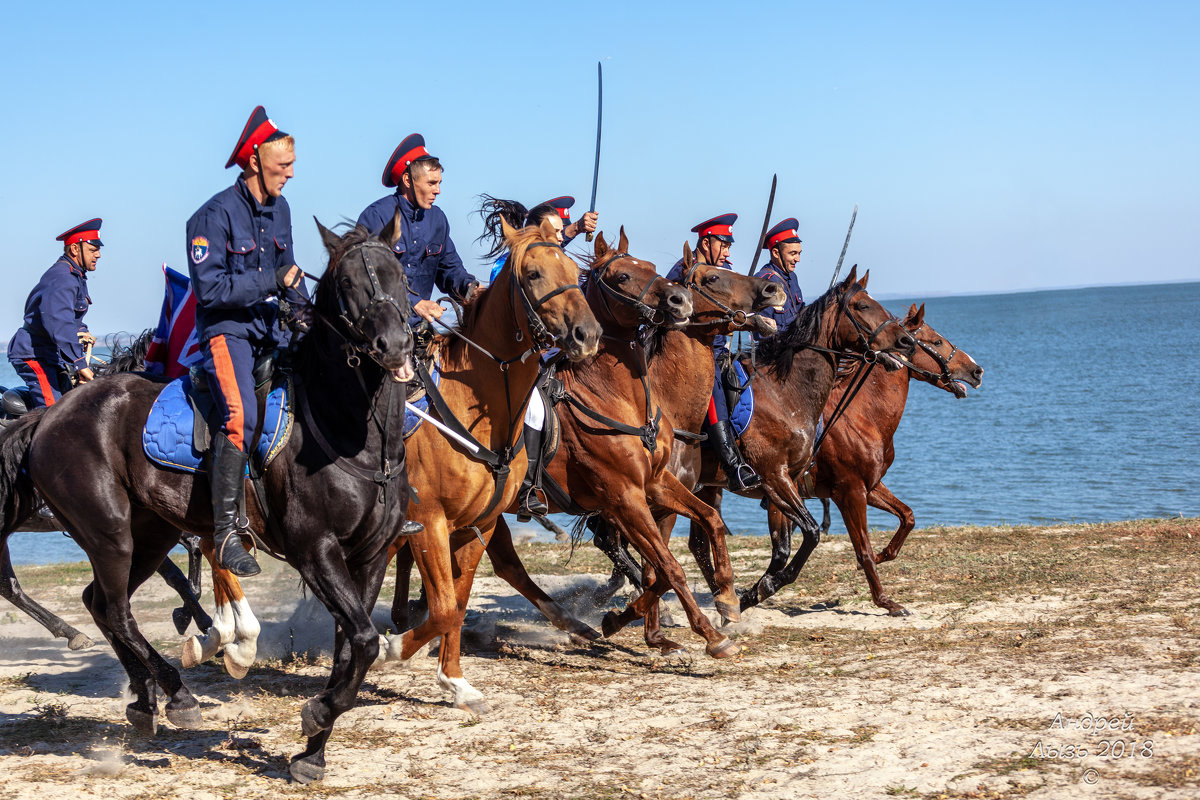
590,251,664,326
330,240,413,364
897,322,959,386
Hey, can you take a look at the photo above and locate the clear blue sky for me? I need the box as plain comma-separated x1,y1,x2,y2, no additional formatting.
2,1,1197,335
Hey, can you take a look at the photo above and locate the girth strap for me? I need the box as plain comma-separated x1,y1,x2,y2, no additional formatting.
559,389,663,453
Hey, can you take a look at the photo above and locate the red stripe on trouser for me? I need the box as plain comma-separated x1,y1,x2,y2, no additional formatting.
706,396,718,425
24,360,57,407
207,335,245,450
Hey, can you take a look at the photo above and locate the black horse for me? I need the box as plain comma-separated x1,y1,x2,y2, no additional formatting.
0,217,414,784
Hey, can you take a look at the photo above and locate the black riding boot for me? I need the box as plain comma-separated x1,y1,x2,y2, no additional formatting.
209,433,260,577
707,419,761,492
517,425,548,522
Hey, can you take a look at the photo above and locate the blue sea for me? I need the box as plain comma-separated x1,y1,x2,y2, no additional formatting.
4,281,1199,564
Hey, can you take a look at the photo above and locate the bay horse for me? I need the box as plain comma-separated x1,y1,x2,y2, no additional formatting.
587,268,916,627
0,216,416,784
484,242,788,654
763,303,982,615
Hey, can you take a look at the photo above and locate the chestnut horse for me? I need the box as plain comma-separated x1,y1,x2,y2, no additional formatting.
0,218,416,784
373,218,601,713
484,243,788,654
760,303,982,615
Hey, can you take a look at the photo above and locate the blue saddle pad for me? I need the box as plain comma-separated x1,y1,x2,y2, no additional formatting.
403,361,440,438
730,359,755,437
142,376,292,474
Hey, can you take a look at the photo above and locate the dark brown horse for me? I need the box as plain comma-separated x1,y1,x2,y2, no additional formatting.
0,218,416,784
484,244,788,654
762,303,982,615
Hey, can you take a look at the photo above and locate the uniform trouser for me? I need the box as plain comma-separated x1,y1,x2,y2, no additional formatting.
202,334,260,452
706,349,731,425
13,358,70,407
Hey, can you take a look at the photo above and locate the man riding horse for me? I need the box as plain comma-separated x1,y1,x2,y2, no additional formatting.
665,213,760,491
7,219,104,407
754,217,805,336
186,105,307,577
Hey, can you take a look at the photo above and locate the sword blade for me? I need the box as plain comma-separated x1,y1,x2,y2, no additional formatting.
586,61,603,242
404,402,480,454
829,204,858,289
747,174,777,275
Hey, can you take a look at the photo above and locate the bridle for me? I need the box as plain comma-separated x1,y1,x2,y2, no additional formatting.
589,250,664,326
894,321,959,387
510,241,585,351
679,259,749,326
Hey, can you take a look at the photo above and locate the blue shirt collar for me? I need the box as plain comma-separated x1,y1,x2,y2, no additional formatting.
395,191,423,222
236,174,276,215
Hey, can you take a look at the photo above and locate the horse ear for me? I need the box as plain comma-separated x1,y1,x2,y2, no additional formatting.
859,268,870,288
538,217,559,242
914,303,926,326
315,217,341,255
682,242,694,268
379,208,403,250
594,230,609,256
841,264,858,288
500,216,519,247
617,225,629,254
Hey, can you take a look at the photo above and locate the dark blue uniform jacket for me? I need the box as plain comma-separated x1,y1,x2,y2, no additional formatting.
186,176,305,344
7,256,91,370
754,265,804,337
357,193,477,315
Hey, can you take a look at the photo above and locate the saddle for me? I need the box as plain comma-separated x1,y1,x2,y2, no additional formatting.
0,385,34,426
142,355,293,474
722,354,755,438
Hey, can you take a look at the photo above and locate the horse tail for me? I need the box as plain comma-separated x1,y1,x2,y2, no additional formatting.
0,409,46,536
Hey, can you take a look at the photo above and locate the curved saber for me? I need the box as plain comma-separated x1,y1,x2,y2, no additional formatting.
747,174,777,276
586,61,602,243
829,204,858,289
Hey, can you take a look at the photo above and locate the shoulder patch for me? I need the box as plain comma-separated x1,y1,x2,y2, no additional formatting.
190,236,210,264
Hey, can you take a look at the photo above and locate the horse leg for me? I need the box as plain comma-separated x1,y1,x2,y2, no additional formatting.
597,500,738,658
486,516,600,642
588,517,639,607
653,479,739,624
180,541,258,678
288,544,389,784
819,498,832,534
738,504,794,611
0,538,94,649
833,482,908,616
77,522,202,734
869,481,916,563
157,555,213,636
389,540,417,633
638,560,684,655
431,527,500,714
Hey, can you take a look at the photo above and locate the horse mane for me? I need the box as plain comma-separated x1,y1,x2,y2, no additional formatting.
754,282,845,380
98,330,170,381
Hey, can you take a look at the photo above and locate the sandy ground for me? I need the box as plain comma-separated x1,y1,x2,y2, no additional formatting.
0,521,1197,800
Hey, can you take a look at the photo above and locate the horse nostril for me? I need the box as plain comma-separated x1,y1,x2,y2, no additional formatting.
669,294,684,306
374,336,389,353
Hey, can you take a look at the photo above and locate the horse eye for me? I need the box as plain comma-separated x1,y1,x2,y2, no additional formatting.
854,301,869,310
934,339,943,347
703,274,720,286
527,270,541,281
616,273,629,284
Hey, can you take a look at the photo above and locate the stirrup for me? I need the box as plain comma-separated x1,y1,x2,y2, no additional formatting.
729,464,761,493
516,487,548,523
215,531,261,578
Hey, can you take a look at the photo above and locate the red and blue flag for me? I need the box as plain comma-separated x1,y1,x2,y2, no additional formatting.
144,265,201,379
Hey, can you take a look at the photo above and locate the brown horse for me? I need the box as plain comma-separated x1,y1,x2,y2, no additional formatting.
760,303,982,615
607,269,914,623
373,218,601,713
484,244,787,654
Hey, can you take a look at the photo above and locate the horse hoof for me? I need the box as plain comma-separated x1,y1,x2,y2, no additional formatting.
705,637,741,659
181,637,203,669
67,632,95,650
165,701,203,729
568,627,602,645
600,611,622,638
288,754,325,785
223,652,250,680
455,698,491,716
125,705,158,735
653,639,685,656
888,606,912,618
301,698,332,738
714,600,742,625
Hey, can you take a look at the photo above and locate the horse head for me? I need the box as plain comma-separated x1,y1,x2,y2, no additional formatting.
678,242,785,337
315,212,415,377
500,217,601,361
892,303,983,397
587,228,692,330
826,266,915,366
